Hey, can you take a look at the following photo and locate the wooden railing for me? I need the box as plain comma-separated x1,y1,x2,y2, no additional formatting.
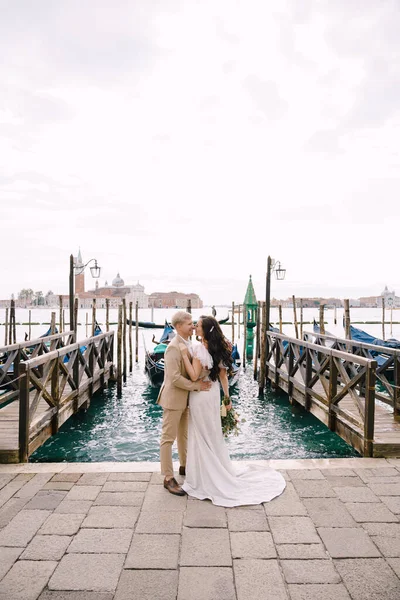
18,331,114,462
304,330,400,417
266,331,377,457
0,332,75,406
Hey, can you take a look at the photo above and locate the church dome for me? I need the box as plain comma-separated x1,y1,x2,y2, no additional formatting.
112,273,125,287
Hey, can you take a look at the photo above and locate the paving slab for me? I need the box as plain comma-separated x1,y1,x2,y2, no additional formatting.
135,510,183,533
180,527,231,566
108,472,152,482
0,546,24,580
184,500,226,528
287,583,351,600
263,482,308,516
65,486,101,502
288,469,325,480
334,557,400,600
380,495,400,514
114,569,178,600
0,479,30,509
94,491,144,506
280,559,341,584
318,527,381,558
49,553,125,592
39,514,85,536
50,474,82,483
54,500,93,514
39,592,113,600
42,482,76,491
0,509,52,547
320,469,357,478
102,481,148,492
20,535,72,560
75,474,109,486
334,486,380,503
0,474,16,489
303,498,359,527
292,479,336,498
233,559,288,600
67,528,133,554
370,535,400,557
277,544,328,559
14,474,53,499
227,508,269,531
367,482,400,496
386,557,400,577
324,476,364,488
24,491,67,510
355,468,400,482
141,485,187,512
0,496,30,528
124,533,180,569
230,531,276,558
178,567,236,600
345,502,398,523
82,505,140,529
0,559,57,600
269,516,320,544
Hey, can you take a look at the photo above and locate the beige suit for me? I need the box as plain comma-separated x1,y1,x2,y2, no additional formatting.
157,336,202,479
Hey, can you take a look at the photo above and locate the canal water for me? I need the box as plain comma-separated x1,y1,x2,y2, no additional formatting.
4,304,393,462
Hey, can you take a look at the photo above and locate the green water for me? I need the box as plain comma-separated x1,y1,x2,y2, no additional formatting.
31,363,359,462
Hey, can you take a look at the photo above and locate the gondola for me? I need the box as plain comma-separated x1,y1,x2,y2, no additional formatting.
144,322,240,388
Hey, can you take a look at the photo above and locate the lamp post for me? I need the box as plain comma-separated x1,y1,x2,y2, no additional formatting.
69,254,101,335
259,255,286,395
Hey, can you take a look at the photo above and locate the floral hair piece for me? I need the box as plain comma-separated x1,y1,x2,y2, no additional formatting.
209,326,214,333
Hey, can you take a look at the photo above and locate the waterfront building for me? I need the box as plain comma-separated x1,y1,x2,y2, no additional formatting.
148,291,203,309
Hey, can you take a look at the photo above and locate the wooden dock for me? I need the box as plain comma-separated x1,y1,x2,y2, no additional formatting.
0,330,114,463
265,330,400,458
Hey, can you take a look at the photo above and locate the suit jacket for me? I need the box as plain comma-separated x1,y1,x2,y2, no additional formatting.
156,336,202,410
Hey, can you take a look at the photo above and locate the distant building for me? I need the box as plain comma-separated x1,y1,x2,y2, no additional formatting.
377,286,400,308
148,291,203,309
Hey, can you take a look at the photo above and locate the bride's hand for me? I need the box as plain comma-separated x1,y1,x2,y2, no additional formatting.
226,401,232,411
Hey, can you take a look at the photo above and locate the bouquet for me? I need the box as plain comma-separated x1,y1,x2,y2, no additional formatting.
220,395,244,437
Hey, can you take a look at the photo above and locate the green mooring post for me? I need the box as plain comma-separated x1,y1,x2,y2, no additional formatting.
243,275,258,360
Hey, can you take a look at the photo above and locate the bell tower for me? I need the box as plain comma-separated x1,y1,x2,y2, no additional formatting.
74,248,85,294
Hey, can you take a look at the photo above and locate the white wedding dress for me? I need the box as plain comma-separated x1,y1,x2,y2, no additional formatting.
181,343,286,507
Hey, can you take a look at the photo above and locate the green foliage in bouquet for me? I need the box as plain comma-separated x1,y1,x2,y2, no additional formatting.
220,396,245,438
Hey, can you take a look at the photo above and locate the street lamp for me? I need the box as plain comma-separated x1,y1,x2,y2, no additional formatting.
259,255,286,394
69,254,101,335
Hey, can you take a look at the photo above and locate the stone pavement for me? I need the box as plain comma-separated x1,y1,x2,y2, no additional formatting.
0,458,400,599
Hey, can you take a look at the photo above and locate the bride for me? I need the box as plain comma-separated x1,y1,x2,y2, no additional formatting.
179,315,286,507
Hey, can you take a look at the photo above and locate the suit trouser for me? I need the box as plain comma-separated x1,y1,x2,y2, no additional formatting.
160,407,189,479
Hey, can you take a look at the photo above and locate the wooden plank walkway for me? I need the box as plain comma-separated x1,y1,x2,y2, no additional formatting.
265,331,400,458
0,331,114,463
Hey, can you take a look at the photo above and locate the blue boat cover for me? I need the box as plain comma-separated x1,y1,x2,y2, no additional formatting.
159,322,175,343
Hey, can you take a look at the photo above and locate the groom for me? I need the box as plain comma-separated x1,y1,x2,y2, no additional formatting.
157,311,211,495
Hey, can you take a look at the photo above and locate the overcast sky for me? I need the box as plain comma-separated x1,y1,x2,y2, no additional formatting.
1,0,400,305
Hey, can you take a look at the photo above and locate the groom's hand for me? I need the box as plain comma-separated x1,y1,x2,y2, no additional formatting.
199,380,212,391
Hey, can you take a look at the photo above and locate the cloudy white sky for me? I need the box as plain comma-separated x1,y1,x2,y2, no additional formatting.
1,0,400,304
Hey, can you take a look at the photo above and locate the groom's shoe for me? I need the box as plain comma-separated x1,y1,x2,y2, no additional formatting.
179,466,186,476
164,477,186,496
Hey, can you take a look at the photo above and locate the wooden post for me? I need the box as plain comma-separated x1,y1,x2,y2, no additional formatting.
4,307,8,345
274,335,280,389
187,298,192,314
51,312,56,335
85,313,88,337
28,309,32,340
254,301,261,380
278,304,283,334
117,304,122,395
69,254,74,333
288,344,294,404
344,299,351,339
129,301,133,373
122,299,127,382
334,305,337,325
135,301,139,363
390,307,393,337
292,295,299,339
151,306,154,322
304,348,312,411
11,299,16,344
242,304,247,371
106,299,110,332
62,310,65,333
51,354,60,434
364,360,376,457
319,304,325,335
231,301,235,343
300,299,304,338
328,355,338,431
394,355,400,419
382,297,385,342
73,298,79,390
92,299,96,337
238,305,241,339
59,296,63,333
18,362,30,462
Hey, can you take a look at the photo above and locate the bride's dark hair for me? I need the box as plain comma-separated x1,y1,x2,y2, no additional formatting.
199,316,233,381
